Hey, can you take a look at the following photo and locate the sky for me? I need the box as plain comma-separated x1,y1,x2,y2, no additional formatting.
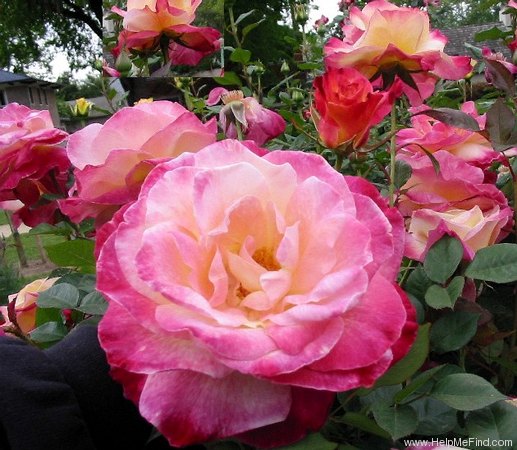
310,0,341,23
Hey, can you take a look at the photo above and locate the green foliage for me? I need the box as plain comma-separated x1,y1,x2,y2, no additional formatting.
430,311,480,353
423,236,463,284
466,401,517,449
0,264,21,305
430,373,506,411
465,244,517,283
375,324,430,387
45,239,95,273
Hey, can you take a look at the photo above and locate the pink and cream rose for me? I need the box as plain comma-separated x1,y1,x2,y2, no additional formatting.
312,67,393,149
112,0,221,66
398,151,512,261
0,103,70,226
0,278,59,334
324,0,471,103
397,102,501,168
60,101,217,225
97,140,417,448
0,103,68,200
207,88,286,146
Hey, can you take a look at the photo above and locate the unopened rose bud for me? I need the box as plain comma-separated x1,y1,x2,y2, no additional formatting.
70,98,93,118
280,60,290,74
294,3,308,24
93,59,103,72
115,50,132,73
291,89,305,103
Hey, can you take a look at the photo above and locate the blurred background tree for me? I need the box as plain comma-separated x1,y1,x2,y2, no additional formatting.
0,0,101,73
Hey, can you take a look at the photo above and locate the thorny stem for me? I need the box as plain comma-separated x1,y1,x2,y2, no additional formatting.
334,153,344,172
388,102,398,207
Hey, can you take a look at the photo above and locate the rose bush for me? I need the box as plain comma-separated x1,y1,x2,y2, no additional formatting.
312,67,393,150
60,100,217,225
398,151,513,261
97,140,416,447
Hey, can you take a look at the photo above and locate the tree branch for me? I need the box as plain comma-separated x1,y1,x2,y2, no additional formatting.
60,0,102,38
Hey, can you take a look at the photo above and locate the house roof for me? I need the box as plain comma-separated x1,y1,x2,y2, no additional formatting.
0,69,60,88
442,22,511,58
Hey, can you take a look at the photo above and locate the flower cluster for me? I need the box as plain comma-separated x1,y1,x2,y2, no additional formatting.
0,103,69,226
111,0,221,67
324,0,471,104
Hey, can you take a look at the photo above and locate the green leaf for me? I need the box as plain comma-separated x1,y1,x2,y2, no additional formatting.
35,307,62,327
413,108,480,131
339,413,391,440
77,291,108,315
297,62,321,70
485,98,517,149
394,160,412,189
405,266,434,301
213,71,242,87
475,27,510,42
230,48,251,64
29,222,74,236
234,9,255,25
465,244,517,283
373,404,418,440
30,321,67,343
394,365,445,404
425,277,463,310
45,239,95,273
430,311,479,354
375,323,430,387
484,59,516,97
431,373,506,411
360,385,401,408
446,276,465,305
411,397,458,436
37,283,80,309
423,236,463,284
425,285,452,309
242,19,265,41
464,42,483,59
466,401,517,449
276,433,338,450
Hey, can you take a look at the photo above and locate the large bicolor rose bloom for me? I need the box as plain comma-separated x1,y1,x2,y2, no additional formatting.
0,103,69,226
207,88,286,146
324,0,471,103
112,0,221,66
398,151,512,261
97,140,417,448
312,67,392,149
397,102,502,169
60,101,217,225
